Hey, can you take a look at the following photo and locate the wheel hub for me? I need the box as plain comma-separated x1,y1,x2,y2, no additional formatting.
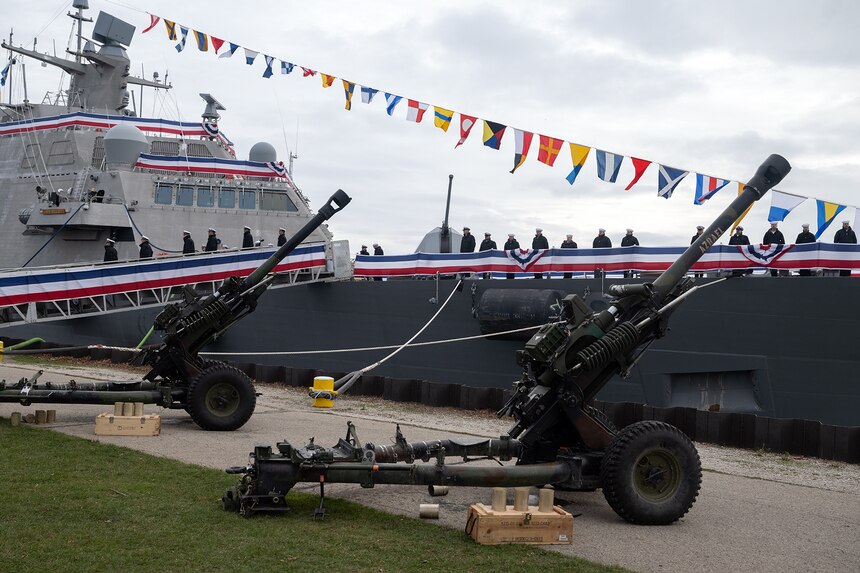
206,382,240,416
634,447,681,502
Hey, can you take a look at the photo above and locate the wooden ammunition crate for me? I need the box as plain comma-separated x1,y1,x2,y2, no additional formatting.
466,503,573,545
94,413,161,436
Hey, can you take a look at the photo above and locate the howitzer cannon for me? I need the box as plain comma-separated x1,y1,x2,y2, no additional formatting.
224,155,791,524
0,190,352,431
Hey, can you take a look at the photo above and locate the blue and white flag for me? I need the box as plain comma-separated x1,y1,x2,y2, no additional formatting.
767,191,806,222
361,86,378,104
219,42,239,59
175,26,189,52
694,174,730,204
262,55,274,78
0,60,11,87
244,48,259,65
280,61,294,75
658,165,688,199
384,93,402,116
596,150,624,183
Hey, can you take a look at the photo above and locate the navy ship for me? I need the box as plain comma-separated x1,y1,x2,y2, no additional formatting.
0,4,857,428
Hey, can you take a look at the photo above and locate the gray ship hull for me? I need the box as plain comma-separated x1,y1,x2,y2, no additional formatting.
4,276,858,427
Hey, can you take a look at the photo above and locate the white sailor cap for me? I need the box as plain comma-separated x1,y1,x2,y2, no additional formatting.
372,242,379,247
535,228,543,232
736,226,744,231
802,223,810,228
626,228,634,233
770,221,779,225
278,227,286,232
484,232,491,236
507,233,515,238
208,227,216,232
243,225,251,231
140,235,149,241
598,228,606,233
182,229,190,235
105,238,115,244
463,226,470,231
566,234,573,238
696,225,704,230
842,220,850,224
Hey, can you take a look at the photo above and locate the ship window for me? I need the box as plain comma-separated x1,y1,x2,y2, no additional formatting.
47,140,75,166
261,191,298,212
238,190,256,209
186,143,213,157
219,188,236,208
197,187,214,207
150,140,181,156
21,144,41,169
176,185,194,206
155,183,173,205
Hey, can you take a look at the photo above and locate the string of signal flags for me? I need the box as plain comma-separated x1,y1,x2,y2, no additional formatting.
141,13,856,238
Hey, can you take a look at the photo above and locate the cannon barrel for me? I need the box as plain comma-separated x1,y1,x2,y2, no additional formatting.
651,154,791,303
239,189,351,291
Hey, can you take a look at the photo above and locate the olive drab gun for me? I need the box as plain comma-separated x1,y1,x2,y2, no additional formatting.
0,191,352,431
223,155,791,524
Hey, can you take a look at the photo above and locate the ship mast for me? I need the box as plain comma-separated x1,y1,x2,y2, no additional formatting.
68,0,92,65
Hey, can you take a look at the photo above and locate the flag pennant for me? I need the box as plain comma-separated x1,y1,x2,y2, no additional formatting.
0,61,10,88
455,114,477,148
384,93,402,116
433,106,453,132
537,135,563,167
244,48,259,65
360,86,378,104
343,80,355,110
625,158,651,190
815,200,846,239
482,121,506,150
280,61,294,74
193,30,208,52
142,15,160,34
210,36,224,54
301,67,317,77
219,42,239,59
566,144,591,185
262,55,275,78
406,100,429,123
321,73,335,88
596,150,624,183
510,129,534,173
175,26,189,53
657,165,688,199
767,190,806,222
694,174,730,205
164,19,177,41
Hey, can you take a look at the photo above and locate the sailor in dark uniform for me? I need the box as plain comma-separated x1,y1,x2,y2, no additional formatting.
103,238,118,262
620,228,639,277
592,228,611,278
503,234,519,279
277,228,286,247
762,222,786,276
796,223,816,276
479,233,496,251
242,226,254,249
560,234,577,278
182,230,195,254
728,226,750,276
691,225,704,244
531,228,549,278
138,236,153,259
204,228,219,252
834,220,857,277
359,245,369,256
460,227,476,253
372,243,384,281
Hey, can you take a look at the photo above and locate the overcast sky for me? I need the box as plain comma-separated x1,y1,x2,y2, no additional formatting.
8,0,860,251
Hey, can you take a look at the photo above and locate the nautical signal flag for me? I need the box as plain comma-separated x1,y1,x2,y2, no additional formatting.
406,100,429,123
321,74,335,88
815,200,846,239
596,150,624,183
343,80,355,110
244,48,259,65
657,165,688,199
301,67,316,77
482,121,506,150
281,61,294,74
193,30,208,51
219,43,239,59
164,19,177,41
175,26,189,52
262,56,275,78
384,93,402,116
694,174,730,205
210,36,224,54
566,144,591,185
361,87,378,104
433,106,453,132
455,114,477,148
537,135,563,167
767,190,805,222
142,15,161,34
625,158,651,190
510,129,534,173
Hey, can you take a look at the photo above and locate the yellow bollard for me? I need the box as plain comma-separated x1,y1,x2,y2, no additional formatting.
309,376,337,408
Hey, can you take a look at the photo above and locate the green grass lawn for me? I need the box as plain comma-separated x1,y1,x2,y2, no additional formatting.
0,421,627,573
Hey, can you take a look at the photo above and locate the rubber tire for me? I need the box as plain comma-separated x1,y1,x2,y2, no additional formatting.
187,364,256,431
600,420,701,525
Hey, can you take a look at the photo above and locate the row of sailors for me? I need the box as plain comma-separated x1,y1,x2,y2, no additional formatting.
104,226,291,261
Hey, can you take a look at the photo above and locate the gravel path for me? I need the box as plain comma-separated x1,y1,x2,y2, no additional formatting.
2,358,858,572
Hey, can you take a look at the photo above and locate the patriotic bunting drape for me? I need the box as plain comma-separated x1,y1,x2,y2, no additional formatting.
142,11,854,220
